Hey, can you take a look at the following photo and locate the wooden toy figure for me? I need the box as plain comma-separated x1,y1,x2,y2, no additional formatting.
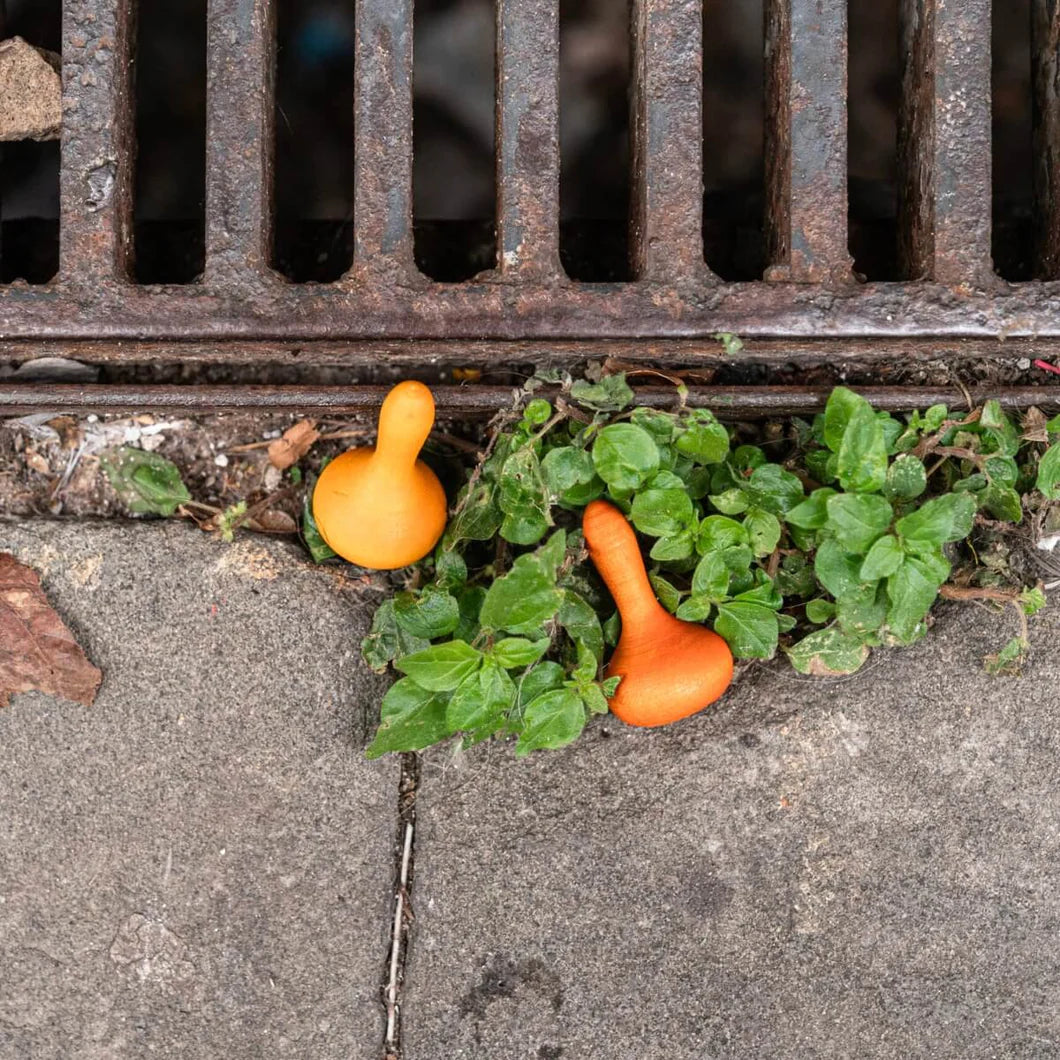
583,500,734,727
312,381,447,569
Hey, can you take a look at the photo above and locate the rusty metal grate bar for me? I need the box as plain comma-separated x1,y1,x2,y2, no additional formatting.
495,0,561,280
204,0,275,287
765,0,851,284
351,0,416,279
60,0,134,287
630,0,711,284
898,0,993,285
2,383,1055,418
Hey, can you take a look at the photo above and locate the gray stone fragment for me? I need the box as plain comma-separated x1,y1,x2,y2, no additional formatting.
0,37,62,142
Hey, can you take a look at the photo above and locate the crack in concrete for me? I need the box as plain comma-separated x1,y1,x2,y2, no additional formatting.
381,751,420,1060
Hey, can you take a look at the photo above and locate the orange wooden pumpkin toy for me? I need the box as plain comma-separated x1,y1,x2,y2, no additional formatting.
312,381,447,569
583,499,734,727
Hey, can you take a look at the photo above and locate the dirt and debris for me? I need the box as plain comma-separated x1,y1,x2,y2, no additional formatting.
0,552,102,708
0,408,475,524
0,37,62,142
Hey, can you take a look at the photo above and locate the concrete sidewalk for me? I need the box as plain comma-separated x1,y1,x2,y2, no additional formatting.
3,521,1060,1059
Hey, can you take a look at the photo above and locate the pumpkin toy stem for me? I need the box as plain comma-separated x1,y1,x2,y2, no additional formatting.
583,500,664,628
372,380,436,472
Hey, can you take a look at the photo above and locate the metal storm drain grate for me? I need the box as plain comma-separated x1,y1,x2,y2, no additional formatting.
1,0,1059,416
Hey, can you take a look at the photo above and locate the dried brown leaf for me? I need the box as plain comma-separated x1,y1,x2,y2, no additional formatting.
247,510,299,534
0,553,102,708
1021,406,1049,444
267,420,320,470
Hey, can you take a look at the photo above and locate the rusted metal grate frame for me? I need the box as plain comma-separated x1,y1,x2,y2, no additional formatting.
4,0,1060,355
1,383,1055,419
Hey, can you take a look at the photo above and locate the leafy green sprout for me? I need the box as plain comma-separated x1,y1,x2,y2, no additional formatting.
353,378,1059,757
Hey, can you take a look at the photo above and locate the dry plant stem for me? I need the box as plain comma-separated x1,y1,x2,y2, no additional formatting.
939,583,1031,651
938,584,1022,603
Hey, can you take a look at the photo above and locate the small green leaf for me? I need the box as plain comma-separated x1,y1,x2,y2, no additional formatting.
446,661,516,735
825,494,893,554
217,501,247,543
1036,443,1060,500
675,412,730,465
784,488,838,530
395,641,483,692
521,398,552,426
570,374,634,411
984,637,1028,676
746,464,805,514
592,423,660,490
361,599,430,673
650,532,694,562
498,447,552,545
983,455,1019,488
836,400,888,493
814,537,866,600
572,641,598,684
541,446,595,494
713,331,744,355
492,637,549,669
859,534,904,580
631,488,695,537
434,549,467,591
691,553,730,599
393,588,460,640
895,493,976,551
885,455,928,500
366,679,451,758
580,684,610,715
708,488,750,515
675,595,713,622
1021,586,1047,616
516,662,566,709
744,508,782,557
823,387,865,452
480,544,564,635
101,447,192,516
886,552,950,642
714,602,779,659
515,688,585,756
648,572,683,614
697,515,749,552
732,576,783,610
302,491,337,563
447,482,503,543
787,625,870,675
805,598,836,624
558,590,605,662
980,484,1023,523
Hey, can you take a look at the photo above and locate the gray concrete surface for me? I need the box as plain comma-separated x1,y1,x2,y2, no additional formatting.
0,522,395,1060
405,605,1060,1060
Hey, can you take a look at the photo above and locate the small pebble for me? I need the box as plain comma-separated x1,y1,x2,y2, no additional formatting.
214,453,229,468
1017,358,1031,370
